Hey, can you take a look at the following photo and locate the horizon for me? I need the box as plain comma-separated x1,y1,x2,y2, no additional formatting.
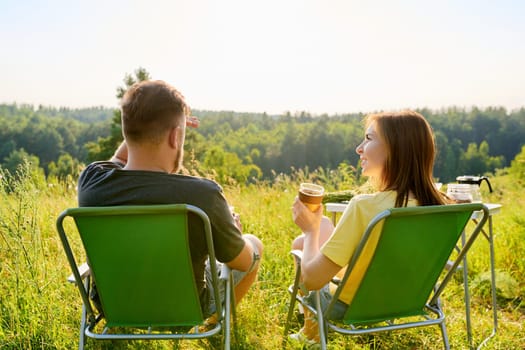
2,101,523,117
1,0,524,115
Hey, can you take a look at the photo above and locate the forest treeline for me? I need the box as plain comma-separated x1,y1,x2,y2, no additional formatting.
0,102,524,184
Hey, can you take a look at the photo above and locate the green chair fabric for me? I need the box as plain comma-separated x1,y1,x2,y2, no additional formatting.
284,203,489,350
56,204,235,350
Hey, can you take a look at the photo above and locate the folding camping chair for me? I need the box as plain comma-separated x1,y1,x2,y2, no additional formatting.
284,203,489,350
56,204,236,350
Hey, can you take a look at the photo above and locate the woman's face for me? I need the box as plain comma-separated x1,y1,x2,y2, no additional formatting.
355,121,387,179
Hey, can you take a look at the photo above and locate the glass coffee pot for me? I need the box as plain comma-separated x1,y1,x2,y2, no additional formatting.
451,175,493,203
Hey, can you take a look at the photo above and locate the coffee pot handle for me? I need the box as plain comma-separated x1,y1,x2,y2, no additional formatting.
480,176,493,193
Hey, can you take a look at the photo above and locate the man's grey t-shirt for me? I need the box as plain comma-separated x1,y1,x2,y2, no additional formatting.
77,161,246,302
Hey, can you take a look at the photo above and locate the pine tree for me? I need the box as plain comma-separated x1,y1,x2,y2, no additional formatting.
86,67,151,161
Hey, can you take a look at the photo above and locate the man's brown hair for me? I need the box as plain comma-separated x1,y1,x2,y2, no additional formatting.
121,80,190,144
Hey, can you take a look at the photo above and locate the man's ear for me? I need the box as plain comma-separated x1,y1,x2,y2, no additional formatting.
168,126,182,149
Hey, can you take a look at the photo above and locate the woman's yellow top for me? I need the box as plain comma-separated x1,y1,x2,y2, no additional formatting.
321,191,417,305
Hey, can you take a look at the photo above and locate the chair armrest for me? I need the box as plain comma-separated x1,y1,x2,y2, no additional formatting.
67,262,90,283
291,249,303,261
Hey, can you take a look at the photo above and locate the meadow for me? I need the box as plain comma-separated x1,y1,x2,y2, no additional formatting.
0,166,523,349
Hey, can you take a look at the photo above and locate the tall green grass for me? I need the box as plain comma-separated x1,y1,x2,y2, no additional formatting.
0,165,523,349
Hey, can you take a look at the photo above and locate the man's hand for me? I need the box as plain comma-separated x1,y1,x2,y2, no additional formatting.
232,212,243,232
186,116,200,128
111,142,128,164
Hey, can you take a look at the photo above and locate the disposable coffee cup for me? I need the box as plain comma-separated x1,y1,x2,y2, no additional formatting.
298,183,325,212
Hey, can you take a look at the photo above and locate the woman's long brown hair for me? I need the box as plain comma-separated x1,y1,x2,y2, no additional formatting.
365,110,447,207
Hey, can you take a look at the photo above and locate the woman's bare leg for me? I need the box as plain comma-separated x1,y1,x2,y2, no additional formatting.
292,216,335,250
290,216,335,342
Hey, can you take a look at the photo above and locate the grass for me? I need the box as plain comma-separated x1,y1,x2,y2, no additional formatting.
0,167,523,349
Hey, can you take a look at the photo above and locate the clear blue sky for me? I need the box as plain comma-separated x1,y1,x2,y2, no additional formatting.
1,0,523,115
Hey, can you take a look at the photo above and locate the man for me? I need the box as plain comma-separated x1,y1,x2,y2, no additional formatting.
78,80,262,321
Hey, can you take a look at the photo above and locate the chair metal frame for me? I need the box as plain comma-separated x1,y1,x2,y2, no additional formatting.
284,203,489,350
57,204,236,350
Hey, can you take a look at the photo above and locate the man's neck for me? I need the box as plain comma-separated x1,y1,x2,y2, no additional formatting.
123,151,172,173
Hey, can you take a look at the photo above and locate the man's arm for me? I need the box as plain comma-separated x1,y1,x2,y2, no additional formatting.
223,208,258,272
225,235,259,272
110,142,128,164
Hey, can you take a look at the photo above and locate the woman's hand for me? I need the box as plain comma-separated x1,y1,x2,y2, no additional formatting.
292,197,341,290
292,197,323,237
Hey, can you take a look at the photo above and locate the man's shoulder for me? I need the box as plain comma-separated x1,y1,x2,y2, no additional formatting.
79,161,122,180
81,161,122,173
171,174,222,192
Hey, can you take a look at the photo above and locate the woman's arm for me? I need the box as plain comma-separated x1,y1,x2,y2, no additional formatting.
301,241,342,290
292,198,342,290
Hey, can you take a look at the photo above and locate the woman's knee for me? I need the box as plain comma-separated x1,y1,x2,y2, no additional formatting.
319,216,335,245
292,234,304,250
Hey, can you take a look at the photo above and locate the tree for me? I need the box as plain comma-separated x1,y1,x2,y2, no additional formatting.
509,145,525,181
202,146,261,184
0,139,16,163
86,67,151,161
48,153,81,181
460,141,504,176
2,148,44,183
434,131,463,182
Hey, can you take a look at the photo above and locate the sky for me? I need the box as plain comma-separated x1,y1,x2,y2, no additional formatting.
1,0,524,115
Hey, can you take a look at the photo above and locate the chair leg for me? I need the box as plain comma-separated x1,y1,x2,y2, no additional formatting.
224,308,230,350
78,276,92,350
283,267,302,338
231,275,238,347
432,295,450,350
315,291,327,350
79,302,87,350
223,273,234,350
439,321,450,350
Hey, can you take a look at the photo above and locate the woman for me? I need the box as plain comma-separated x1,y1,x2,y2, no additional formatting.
290,110,447,346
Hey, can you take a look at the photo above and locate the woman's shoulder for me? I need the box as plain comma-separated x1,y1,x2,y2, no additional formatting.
347,191,398,214
351,191,396,204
